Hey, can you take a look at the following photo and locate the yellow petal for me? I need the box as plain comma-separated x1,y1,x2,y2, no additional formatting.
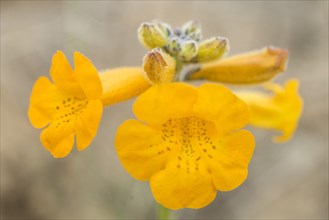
236,79,303,142
40,120,75,158
40,95,90,157
133,83,197,126
115,119,170,180
74,51,102,99
188,47,288,84
28,77,59,128
50,51,83,95
75,100,103,151
209,130,255,191
115,114,254,209
99,67,151,106
150,159,216,210
193,83,249,135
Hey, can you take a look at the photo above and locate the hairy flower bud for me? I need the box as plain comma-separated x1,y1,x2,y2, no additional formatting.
166,37,181,55
198,37,229,63
181,20,202,41
179,40,198,62
155,21,173,38
143,48,176,84
138,23,168,49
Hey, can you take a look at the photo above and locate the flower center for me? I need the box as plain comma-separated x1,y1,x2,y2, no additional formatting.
54,97,88,128
160,116,219,174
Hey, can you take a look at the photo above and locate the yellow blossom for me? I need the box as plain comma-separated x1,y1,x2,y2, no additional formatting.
115,83,255,209
236,79,303,142
28,51,150,158
28,51,103,158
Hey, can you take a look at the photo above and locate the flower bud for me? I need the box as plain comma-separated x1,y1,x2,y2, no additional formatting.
198,37,229,62
189,47,288,84
155,21,173,38
166,37,181,55
181,20,202,41
178,40,198,62
138,23,168,49
143,48,176,84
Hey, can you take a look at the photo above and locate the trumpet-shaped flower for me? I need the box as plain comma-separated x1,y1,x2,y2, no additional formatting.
115,83,255,209
236,79,303,142
28,51,104,158
28,51,151,158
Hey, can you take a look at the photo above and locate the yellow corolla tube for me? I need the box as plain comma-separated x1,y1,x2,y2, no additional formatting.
28,51,151,158
187,47,288,84
236,79,303,142
99,67,151,106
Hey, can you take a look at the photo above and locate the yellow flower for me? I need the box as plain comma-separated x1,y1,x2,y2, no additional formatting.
236,79,303,142
28,51,151,158
115,83,255,210
28,51,104,158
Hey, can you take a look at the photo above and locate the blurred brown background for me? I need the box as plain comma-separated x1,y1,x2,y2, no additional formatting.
1,1,328,219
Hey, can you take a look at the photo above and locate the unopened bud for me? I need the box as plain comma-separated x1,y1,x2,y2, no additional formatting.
179,40,198,62
155,21,173,38
166,37,181,55
188,47,288,84
143,48,176,84
181,20,202,41
138,23,168,49
198,37,229,63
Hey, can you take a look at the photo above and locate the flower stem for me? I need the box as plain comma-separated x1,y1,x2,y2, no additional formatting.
173,58,183,82
156,203,173,219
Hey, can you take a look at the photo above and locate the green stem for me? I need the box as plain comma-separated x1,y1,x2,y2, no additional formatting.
156,203,173,220
173,58,183,82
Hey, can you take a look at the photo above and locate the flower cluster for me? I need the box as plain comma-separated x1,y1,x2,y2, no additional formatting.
138,21,228,63
28,20,303,210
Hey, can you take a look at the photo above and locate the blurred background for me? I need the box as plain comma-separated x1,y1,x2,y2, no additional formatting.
1,1,328,219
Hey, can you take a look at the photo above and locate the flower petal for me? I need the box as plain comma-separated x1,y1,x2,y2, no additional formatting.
28,77,59,128
133,83,197,126
194,83,249,135
208,130,255,191
115,120,170,181
150,159,216,210
50,51,83,95
40,121,75,158
236,79,303,142
75,100,103,151
74,51,103,99
39,96,91,158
